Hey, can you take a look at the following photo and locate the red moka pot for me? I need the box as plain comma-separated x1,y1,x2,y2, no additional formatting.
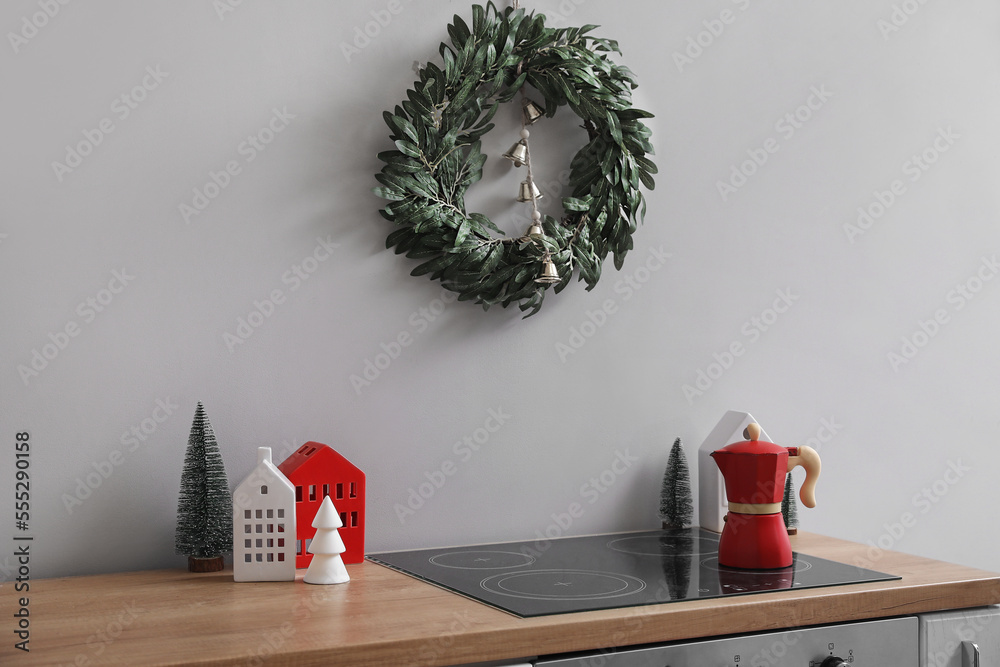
711,423,821,569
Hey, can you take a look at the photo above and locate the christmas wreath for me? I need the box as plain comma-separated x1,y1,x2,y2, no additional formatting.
373,2,655,316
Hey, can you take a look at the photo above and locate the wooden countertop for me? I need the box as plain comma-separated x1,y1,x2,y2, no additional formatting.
3,532,999,666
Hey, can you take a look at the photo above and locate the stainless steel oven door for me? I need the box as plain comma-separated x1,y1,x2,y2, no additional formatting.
920,606,1000,667
533,617,918,666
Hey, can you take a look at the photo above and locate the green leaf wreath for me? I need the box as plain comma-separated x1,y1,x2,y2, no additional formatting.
373,2,656,316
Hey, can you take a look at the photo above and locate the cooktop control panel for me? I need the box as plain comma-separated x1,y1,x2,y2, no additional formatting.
534,617,918,666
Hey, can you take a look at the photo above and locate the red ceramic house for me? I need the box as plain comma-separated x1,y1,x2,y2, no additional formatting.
277,442,365,566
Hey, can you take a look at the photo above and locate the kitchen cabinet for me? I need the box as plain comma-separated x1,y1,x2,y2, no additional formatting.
2,532,998,666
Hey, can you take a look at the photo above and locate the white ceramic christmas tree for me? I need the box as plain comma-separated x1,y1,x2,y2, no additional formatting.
303,495,350,585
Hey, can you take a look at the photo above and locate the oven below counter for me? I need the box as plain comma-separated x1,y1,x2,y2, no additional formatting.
524,607,998,667
458,606,999,667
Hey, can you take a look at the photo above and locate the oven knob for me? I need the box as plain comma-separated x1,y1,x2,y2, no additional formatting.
820,658,847,667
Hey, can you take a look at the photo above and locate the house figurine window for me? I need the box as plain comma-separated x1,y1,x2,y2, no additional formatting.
275,441,366,567
232,446,297,583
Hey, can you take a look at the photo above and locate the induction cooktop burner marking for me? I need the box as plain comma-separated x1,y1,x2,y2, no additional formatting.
367,529,902,618
699,556,814,573
480,569,647,600
428,550,536,570
607,534,720,557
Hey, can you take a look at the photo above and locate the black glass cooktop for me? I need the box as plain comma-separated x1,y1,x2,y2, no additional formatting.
367,529,900,617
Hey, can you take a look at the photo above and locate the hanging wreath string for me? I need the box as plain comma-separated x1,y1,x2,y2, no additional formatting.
373,2,656,316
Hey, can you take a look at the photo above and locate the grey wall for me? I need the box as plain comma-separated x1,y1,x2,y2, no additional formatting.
3,0,999,580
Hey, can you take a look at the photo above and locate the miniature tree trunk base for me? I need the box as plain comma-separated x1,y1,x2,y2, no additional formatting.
786,527,798,536
188,556,224,572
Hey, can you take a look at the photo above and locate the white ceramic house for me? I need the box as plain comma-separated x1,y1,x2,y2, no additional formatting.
233,447,297,582
697,411,772,533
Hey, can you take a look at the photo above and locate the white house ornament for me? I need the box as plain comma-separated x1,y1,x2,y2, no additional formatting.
233,447,297,582
373,3,656,317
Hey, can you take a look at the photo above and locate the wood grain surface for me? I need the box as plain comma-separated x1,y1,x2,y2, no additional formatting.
2,532,998,666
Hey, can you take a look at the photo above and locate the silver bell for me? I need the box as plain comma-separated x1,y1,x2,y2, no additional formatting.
502,139,529,167
516,179,543,202
522,98,545,124
535,255,561,284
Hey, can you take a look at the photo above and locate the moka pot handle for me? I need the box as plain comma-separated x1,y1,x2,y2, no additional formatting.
787,445,821,508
